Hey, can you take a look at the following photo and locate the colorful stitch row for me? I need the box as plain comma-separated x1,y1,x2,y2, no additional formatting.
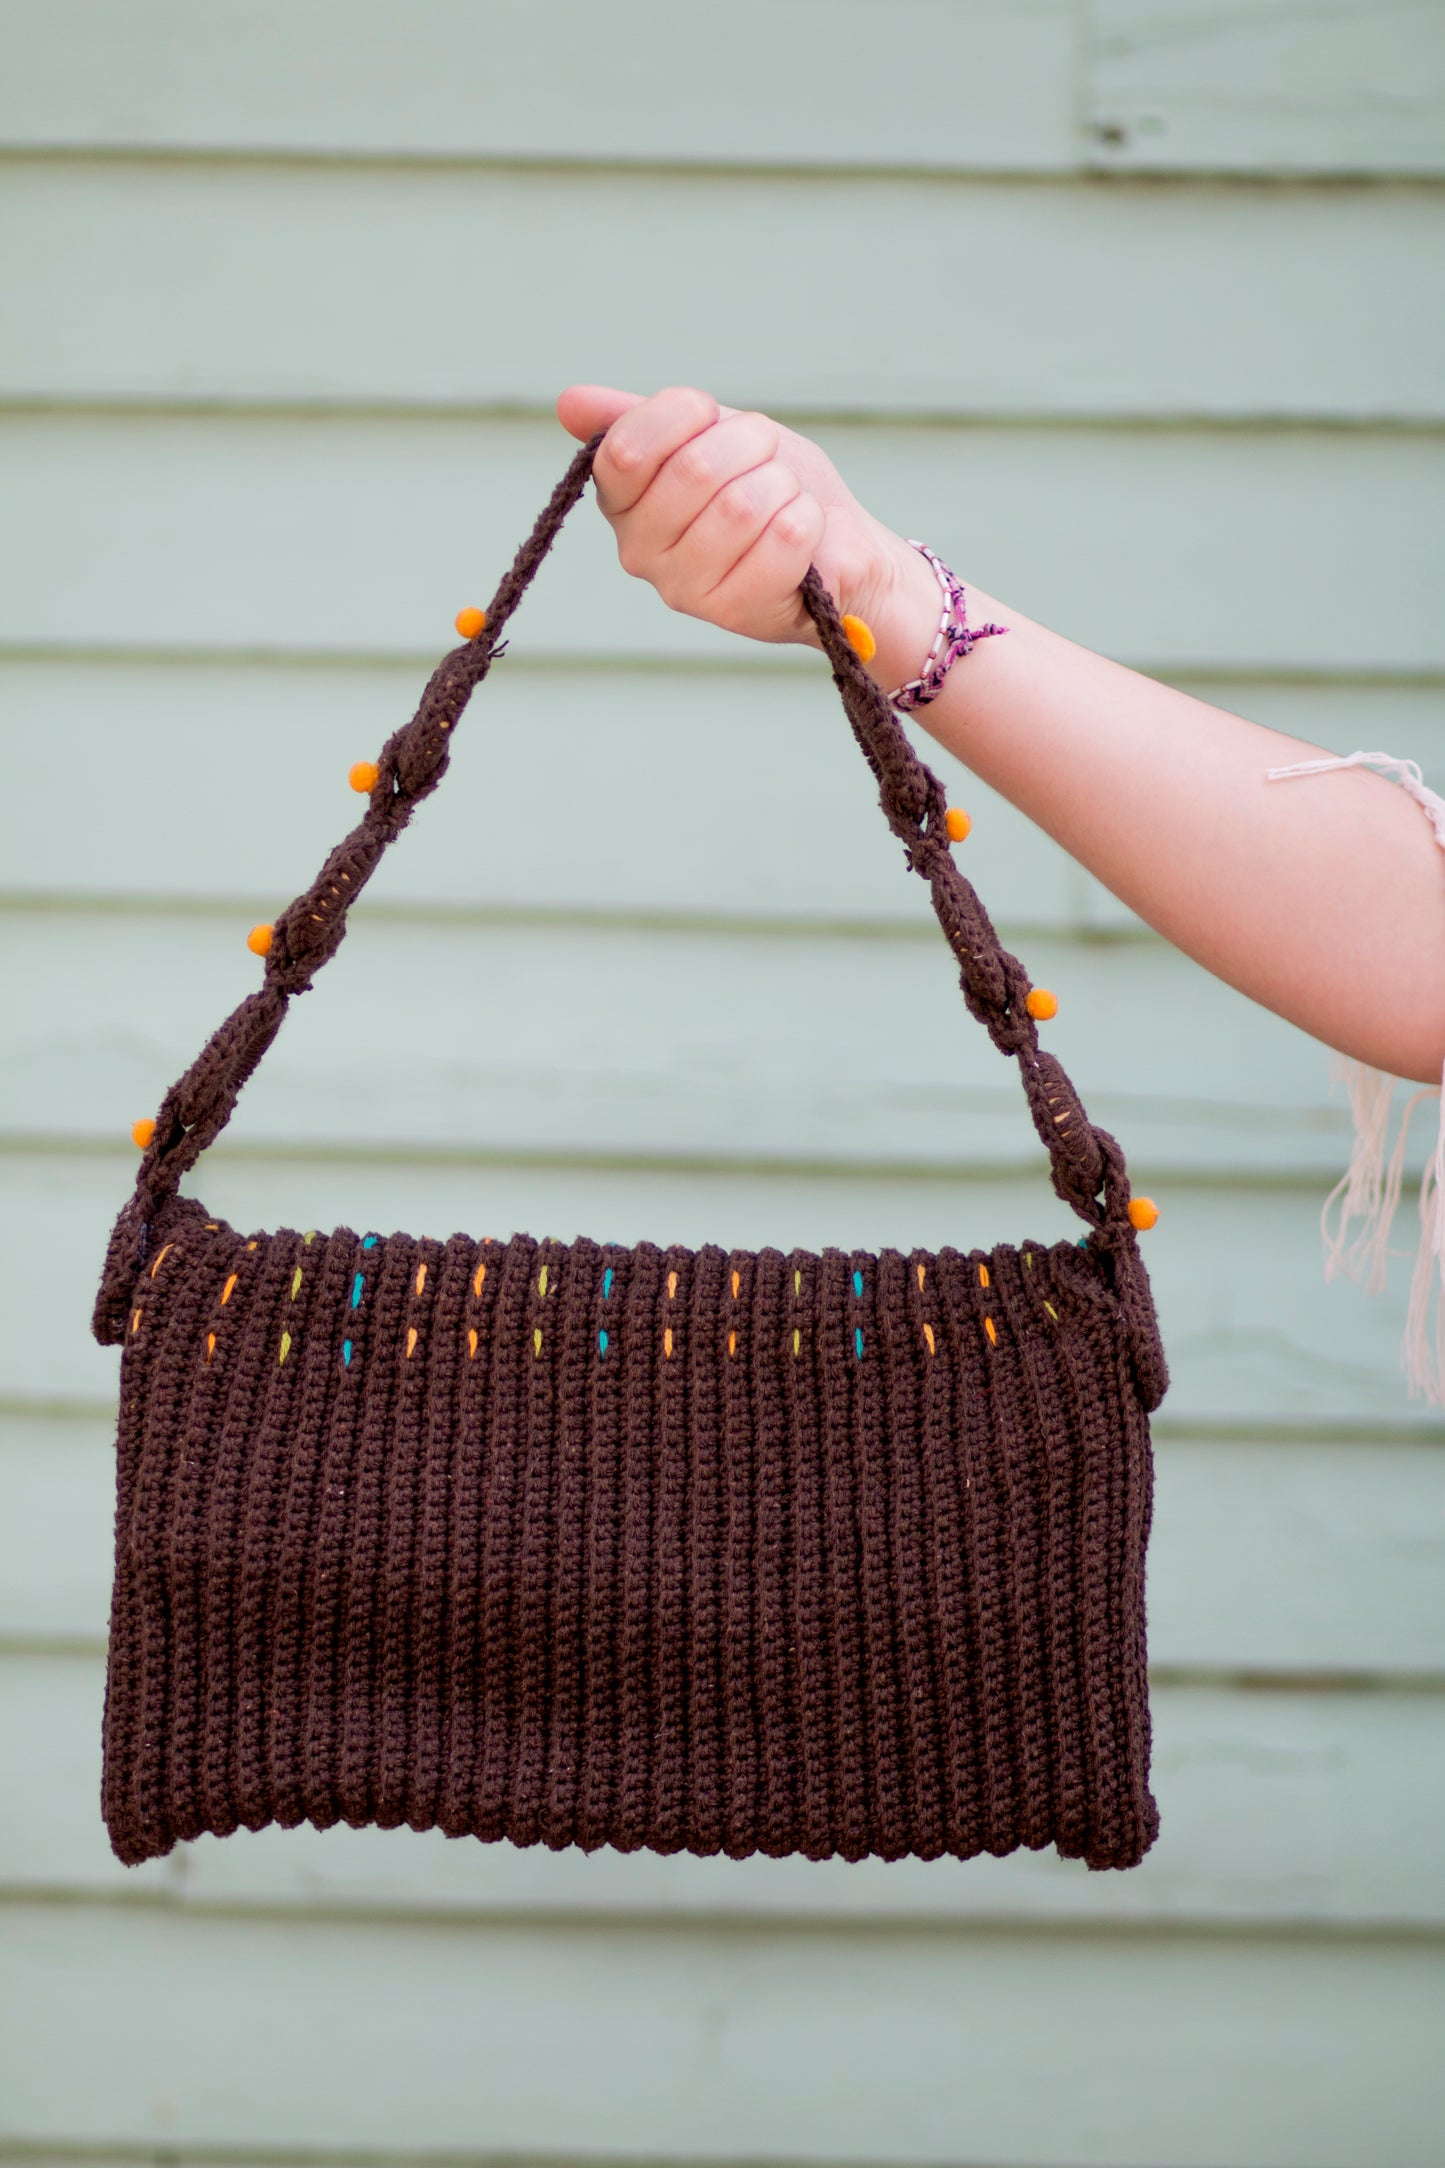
132,1238,1086,1372
336,1254,1040,1370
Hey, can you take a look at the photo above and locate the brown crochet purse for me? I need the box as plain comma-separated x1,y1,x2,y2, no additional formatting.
92,434,1169,1873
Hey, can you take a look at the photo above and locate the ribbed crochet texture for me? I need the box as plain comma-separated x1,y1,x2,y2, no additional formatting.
93,433,1169,1872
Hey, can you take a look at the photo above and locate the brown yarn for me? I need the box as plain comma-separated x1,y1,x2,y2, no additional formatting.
93,434,1169,1872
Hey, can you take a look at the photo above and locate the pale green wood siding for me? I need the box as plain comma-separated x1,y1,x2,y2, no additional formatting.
4,162,1443,419
5,0,1441,177
0,0,1084,169
3,413,1440,668
1090,0,1445,175
2,4,1442,2165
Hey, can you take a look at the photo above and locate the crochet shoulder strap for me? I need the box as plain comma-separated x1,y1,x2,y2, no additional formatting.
94,432,1142,1342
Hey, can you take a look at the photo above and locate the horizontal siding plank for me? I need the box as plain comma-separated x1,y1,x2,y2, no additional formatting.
1148,1437,1445,1673
4,1654,1440,1928
0,908,1382,1178
6,1410,1439,1672
5,1151,1441,1428
0,656,1089,932
0,0,1080,173
4,660,1444,929
1089,0,1445,177
5,161,1443,421
0,1420,116,1645
13,0,1441,182
1,1902,1440,2166
4,413,1439,676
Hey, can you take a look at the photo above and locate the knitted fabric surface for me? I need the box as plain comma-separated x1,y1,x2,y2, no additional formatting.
92,434,1170,1873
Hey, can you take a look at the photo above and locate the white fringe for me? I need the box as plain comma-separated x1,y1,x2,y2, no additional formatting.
1264,750,1445,1405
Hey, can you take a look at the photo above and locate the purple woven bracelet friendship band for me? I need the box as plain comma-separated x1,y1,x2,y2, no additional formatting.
888,541,1008,711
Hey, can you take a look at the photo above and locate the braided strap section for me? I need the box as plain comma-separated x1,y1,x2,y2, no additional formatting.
95,438,604,1340
95,438,1145,1344
797,570,1132,1235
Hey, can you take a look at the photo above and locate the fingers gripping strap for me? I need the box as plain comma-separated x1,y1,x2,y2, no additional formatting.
98,435,1138,1336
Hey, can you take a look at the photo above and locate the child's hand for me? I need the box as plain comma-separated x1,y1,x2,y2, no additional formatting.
556,384,934,677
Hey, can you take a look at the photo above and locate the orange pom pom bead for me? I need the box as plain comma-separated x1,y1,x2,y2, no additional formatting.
1128,1196,1160,1232
454,606,487,640
131,1116,156,1150
1025,987,1058,1020
247,922,274,957
840,614,876,665
349,760,379,795
945,806,971,843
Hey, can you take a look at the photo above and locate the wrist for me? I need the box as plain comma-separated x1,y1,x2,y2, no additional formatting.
792,517,1009,716
867,538,1015,726
853,530,947,700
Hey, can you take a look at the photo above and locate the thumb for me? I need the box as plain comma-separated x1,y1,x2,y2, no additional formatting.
555,383,647,442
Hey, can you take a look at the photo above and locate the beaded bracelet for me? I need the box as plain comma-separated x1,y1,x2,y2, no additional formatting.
887,541,1007,711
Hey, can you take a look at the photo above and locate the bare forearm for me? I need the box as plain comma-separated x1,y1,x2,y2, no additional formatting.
554,383,1445,1085
867,549,1445,1086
